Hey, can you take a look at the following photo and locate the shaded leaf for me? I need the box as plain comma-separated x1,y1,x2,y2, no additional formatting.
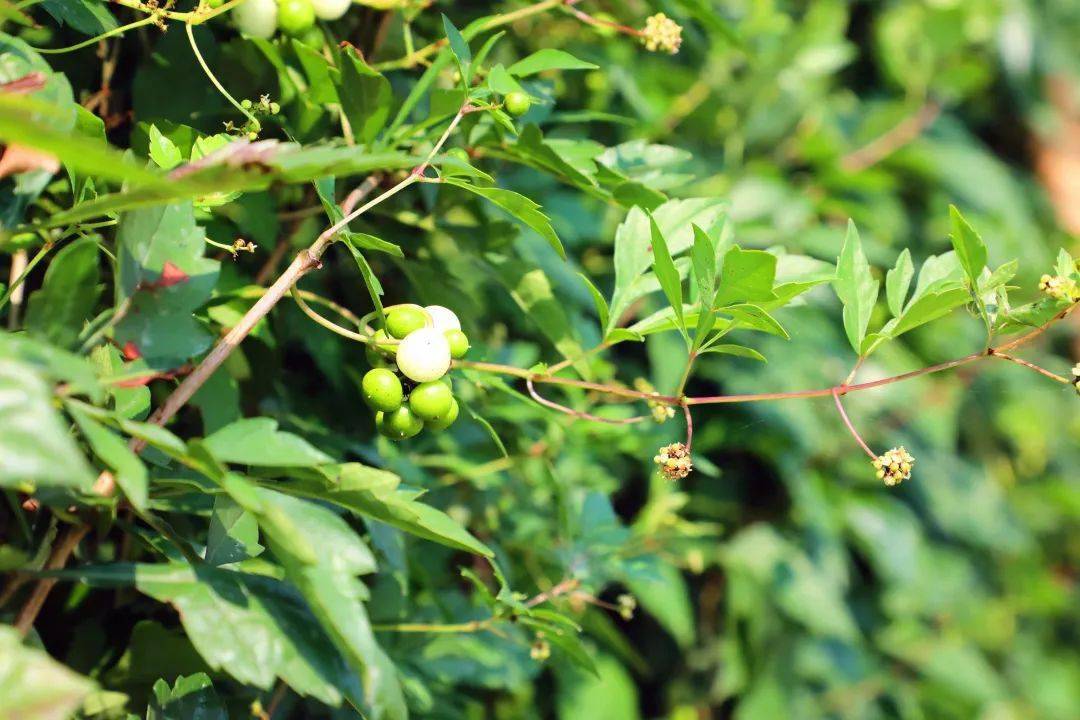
203,418,333,467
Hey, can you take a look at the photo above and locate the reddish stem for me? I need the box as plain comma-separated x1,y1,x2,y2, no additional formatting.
832,389,876,459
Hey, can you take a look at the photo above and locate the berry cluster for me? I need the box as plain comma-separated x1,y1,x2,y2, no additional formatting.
230,0,350,41
872,446,915,486
361,305,470,441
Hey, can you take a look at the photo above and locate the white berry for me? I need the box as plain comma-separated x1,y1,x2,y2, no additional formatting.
396,328,451,382
424,305,460,332
310,0,351,20
232,0,277,39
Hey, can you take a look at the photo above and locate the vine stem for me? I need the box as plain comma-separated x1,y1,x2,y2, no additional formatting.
832,389,876,459
34,15,158,54
185,21,261,133
991,352,1071,384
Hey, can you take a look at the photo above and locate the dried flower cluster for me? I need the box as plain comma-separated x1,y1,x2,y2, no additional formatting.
654,442,692,480
641,13,682,54
530,633,551,661
872,446,915,487
635,378,675,423
1038,274,1078,301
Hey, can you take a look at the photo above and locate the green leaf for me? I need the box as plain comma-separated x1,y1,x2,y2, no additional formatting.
718,303,789,338
343,231,403,258
69,405,148,509
148,673,226,720
948,205,988,287
40,0,117,36
624,559,695,648
274,463,494,557
204,495,263,566
690,224,717,304
444,179,564,258
25,238,101,349
115,202,220,368
608,199,726,334
147,124,183,170
487,64,524,95
714,246,777,307
832,220,879,354
578,272,610,333
0,624,95,719
338,49,392,145
291,39,339,105
648,213,685,336
508,48,599,76
0,357,95,491
699,344,767,361
203,418,333,467
556,653,640,720
886,248,914,316
67,563,369,708
441,13,471,82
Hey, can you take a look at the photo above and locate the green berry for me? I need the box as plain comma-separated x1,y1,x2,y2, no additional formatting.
409,381,454,421
277,0,315,35
378,406,424,440
426,398,459,431
233,0,277,38
361,368,403,413
504,91,531,117
444,329,469,359
297,25,324,48
365,329,395,367
385,306,428,339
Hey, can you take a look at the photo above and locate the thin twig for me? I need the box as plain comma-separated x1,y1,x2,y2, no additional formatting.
526,378,646,425
682,403,693,453
991,351,1071,384
833,389,876,459
840,100,941,173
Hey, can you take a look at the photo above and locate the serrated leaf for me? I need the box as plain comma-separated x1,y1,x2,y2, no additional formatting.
714,246,777,307
115,202,219,369
444,179,564,258
648,213,685,336
25,237,101,349
832,220,879,354
338,49,392,145
203,418,333,467
148,673,226,720
205,495,262,566
886,248,913,317
69,405,148,509
0,357,95,491
0,624,95,720
273,463,493,557
66,564,369,708
578,273,610,332
508,49,599,76
948,205,988,287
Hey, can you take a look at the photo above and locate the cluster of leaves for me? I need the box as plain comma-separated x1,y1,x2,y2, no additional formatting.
1,1,1078,719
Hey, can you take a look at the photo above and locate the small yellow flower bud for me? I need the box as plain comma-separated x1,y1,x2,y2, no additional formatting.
654,442,692,480
872,446,915,487
641,13,682,54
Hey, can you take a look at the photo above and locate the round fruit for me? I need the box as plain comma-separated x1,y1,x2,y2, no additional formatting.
276,0,315,35
310,0,351,20
385,306,428,339
361,368,403,412
426,398,459,431
504,91,531,117
378,406,423,440
297,25,324,48
444,329,469,359
232,0,277,38
408,381,454,421
424,305,460,332
396,328,452,382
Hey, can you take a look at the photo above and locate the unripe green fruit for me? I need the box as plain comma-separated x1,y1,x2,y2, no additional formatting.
297,25,324,47
365,329,395,367
385,306,428,339
361,368,403,412
277,0,315,35
426,398,459,431
504,91,531,117
232,0,277,38
445,329,469,359
408,381,454,421
378,406,424,440
396,328,452,382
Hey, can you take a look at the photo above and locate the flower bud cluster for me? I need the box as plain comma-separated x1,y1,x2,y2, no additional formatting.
634,378,675,423
872,446,915,486
1038,274,1078,302
641,13,683,54
654,442,692,480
